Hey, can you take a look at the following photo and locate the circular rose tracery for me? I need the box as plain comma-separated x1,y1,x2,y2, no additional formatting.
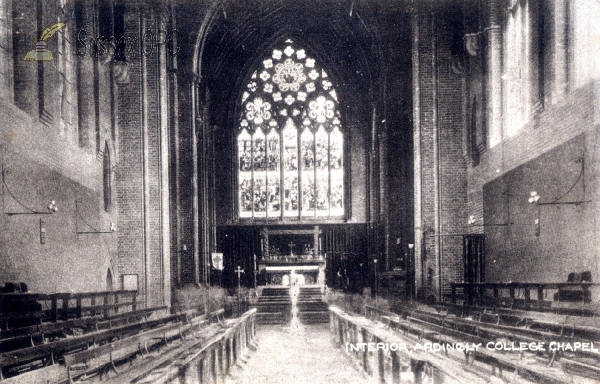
273,59,307,92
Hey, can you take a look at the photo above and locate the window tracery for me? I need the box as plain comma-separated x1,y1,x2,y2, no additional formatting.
237,41,344,219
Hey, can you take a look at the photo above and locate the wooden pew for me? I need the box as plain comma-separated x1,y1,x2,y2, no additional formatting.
63,313,204,383
0,306,167,354
103,309,257,384
391,302,600,379
337,306,596,384
0,312,186,374
208,308,225,323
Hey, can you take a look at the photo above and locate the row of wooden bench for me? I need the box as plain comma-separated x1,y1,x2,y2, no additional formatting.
1,308,227,382
331,306,493,384
363,304,600,382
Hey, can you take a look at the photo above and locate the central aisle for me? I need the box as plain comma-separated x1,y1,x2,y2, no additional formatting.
226,321,373,384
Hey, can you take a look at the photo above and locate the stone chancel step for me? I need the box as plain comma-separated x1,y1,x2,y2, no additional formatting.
296,287,329,324
255,287,292,324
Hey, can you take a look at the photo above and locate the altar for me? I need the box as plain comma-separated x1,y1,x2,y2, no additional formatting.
257,226,326,289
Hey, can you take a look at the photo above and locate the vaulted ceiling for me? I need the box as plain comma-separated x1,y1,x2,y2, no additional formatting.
176,0,417,127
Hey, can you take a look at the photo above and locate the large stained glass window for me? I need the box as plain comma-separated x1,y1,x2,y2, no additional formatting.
237,41,344,219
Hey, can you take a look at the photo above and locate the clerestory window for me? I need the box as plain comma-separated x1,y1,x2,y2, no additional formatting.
237,41,344,219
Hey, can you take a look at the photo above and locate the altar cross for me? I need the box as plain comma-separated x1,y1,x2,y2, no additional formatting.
235,265,245,278
288,241,296,256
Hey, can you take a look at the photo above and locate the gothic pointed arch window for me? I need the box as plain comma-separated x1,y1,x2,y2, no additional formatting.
237,41,344,219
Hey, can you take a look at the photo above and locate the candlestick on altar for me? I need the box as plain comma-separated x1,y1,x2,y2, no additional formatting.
253,254,258,291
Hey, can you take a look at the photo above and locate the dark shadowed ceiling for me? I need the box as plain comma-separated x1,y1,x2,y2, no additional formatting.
176,0,417,127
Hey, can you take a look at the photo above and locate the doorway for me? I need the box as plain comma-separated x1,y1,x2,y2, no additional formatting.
463,235,485,284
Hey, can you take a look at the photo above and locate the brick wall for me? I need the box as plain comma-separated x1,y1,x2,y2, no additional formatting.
115,5,171,308
0,0,120,294
413,10,468,300
469,83,599,283
464,0,600,287
436,14,468,295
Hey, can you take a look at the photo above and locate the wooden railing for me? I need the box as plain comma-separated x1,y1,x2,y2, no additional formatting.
450,282,600,313
0,290,138,329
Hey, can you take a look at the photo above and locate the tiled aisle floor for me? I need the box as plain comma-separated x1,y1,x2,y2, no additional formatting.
226,320,374,384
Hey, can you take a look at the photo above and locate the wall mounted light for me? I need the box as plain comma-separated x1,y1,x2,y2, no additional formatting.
528,191,540,204
528,158,591,207
528,190,590,206
526,158,591,236
2,167,58,215
467,215,509,227
528,188,591,237
75,200,116,234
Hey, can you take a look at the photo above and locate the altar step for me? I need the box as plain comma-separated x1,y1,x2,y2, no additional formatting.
261,287,290,296
255,287,292,324
297,287,329,324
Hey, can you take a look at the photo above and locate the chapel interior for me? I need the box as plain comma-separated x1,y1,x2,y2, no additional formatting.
1,0,599,382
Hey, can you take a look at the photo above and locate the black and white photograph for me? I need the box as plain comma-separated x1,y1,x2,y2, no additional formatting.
0,0,599,382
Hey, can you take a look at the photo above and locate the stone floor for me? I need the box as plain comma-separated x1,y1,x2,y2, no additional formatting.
226,320,374,384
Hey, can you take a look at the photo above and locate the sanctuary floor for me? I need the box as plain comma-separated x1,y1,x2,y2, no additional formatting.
226,321,375,384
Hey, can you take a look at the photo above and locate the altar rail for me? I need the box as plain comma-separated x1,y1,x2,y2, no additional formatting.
449,282,600,314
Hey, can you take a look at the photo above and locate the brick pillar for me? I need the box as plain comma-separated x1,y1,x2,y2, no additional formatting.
412,13,437,298
482,0,503,147
192,85,200,285
173,72,197,285
412,12,424,292
169,15,182,287
436,13,468,298
157,8,172,309
116,3,171,308
412,11,468,301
